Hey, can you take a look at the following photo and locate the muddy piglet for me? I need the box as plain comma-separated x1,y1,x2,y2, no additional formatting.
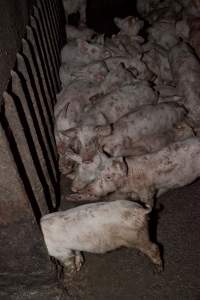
70,137,200,205
40,200,162,274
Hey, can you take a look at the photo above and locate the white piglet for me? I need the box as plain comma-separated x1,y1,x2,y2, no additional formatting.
61,39,112,66
102,102,186,157
68,137,200,205
40,200,162,273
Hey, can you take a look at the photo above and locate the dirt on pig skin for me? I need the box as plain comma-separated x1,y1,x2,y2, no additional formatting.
60,175,200,299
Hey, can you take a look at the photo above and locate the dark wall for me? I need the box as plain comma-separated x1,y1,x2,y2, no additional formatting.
0,0,34,101
86,0,138,36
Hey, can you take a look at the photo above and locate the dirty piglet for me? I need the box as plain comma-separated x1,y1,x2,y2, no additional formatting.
40,200,163,274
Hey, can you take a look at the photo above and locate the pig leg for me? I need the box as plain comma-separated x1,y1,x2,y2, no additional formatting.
74,251,84,271
65,192,100,202
136,241,162,272
60,250,77,274
139,187,155,207
129,228,162,271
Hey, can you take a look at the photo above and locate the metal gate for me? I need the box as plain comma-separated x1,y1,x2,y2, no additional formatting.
0,0,65,282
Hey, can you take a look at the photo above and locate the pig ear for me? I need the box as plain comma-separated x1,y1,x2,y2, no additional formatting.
65,149,82,163
95,125,112,136
114,17,122,29
114,157,128,175
61,127,78,138
99,34,105,45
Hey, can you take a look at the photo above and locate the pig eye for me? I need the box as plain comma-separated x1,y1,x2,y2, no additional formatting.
106,175,111,180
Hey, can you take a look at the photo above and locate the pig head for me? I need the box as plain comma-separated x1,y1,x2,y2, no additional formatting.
71,152,127,194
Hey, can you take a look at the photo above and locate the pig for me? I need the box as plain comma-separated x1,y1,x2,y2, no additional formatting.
103,121,194,157
96,35,129,57
96,63,136,95
54,129,79,175
70,151,127,192
59,60,108,87
120,137,200,204
146,7,182,26
81,81,157,126
70,82,157,160
55,64,136,132
102,102,186,157
142,43,173,84
70,121,194,191
114,16,144,37
112,16,145,54
65,24,95,41
111,34,144,58
54,80,102,132
105,55,153,81
40,200,162,273
68,137,200,206
61,39,112,66
169,42,200,129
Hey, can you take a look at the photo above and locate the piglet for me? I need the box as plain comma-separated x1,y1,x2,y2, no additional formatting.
147,20,178,50
61,39,112,66
69,137,200,205
65,24,95,41
72,82,157,161
40,200,162,273
102,102,186,157
114,16,144,37
59,60,108,87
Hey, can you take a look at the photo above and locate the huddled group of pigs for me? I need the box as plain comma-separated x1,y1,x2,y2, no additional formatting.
41,0,200,276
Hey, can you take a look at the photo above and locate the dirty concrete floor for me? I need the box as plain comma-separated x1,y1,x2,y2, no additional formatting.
60,176,200,300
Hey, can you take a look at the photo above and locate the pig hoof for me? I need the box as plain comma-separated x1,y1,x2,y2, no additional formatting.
63,261,77,275
75,253,84,271
153,262,164,274
64,266,76,275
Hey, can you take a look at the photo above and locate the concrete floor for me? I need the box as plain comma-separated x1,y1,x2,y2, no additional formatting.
60,177,200,299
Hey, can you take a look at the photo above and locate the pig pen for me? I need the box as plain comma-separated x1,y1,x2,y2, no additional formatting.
0,1,200,300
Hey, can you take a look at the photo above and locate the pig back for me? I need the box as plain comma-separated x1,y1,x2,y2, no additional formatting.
126,137,200,197
169,42,200,127
82,82,157,126
41,200,150,254
102,102,186,156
